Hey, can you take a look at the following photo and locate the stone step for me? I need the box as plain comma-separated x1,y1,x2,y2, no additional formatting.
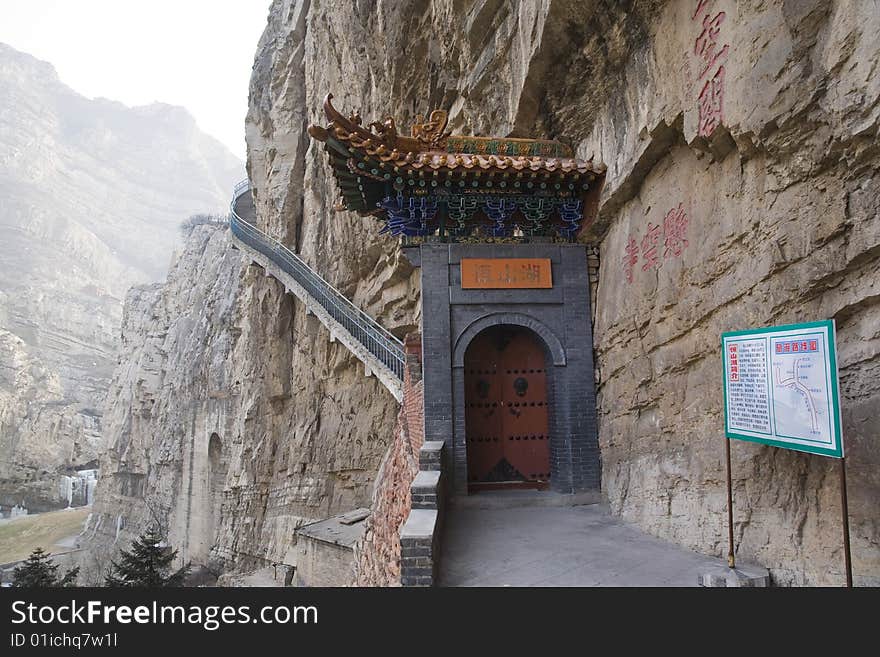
233,241,403,402
410,469,441,509
419,440,444,471
400,509,438,587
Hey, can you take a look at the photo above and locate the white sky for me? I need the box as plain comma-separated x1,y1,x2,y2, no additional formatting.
0,0,274,159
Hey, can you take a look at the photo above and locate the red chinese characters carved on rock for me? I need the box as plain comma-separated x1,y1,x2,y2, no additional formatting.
663,203,689,258
641,222,661,271
697,63,726,137
692,1,730,137
694,10,729,79
623,238,639,284
692,0,711,19
623,205,691,285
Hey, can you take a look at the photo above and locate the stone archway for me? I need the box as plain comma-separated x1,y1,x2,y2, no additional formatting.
453,311,566,368
418,243,600,496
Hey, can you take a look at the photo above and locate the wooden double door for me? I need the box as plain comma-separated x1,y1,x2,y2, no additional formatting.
464,326,551,490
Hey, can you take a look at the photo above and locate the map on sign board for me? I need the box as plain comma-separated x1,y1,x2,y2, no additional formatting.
721,320,843,458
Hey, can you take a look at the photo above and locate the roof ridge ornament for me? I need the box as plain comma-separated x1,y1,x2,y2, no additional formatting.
411,110,450,149
314,94,452,153
369,116,397,138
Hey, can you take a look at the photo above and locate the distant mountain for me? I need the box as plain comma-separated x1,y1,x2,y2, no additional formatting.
0,42,243,512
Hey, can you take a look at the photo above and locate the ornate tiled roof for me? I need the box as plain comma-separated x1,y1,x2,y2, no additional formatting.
308,94,605,239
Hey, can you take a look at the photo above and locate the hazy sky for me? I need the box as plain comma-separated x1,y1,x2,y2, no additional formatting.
0,0,274,159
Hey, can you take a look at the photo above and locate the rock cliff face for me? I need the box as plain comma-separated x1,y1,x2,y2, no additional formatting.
86,0,543,576
0,43,242,512
574,0,880,586
89,0,878,585
81,226,245,575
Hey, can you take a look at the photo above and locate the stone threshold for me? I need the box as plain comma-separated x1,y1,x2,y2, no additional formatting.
449,489,601,510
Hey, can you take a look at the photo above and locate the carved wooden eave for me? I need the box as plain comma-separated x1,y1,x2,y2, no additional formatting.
308,93,607,239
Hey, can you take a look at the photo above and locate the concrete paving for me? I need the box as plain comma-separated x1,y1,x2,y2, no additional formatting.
438,500,725,587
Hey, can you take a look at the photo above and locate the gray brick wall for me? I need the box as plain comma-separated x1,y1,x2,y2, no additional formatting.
400,444,446,587
418,243,601,495
400,534,436,587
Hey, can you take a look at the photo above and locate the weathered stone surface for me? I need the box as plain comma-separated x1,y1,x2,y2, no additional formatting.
0,43,242,513
81,213,400,576
573,0,880,586
355,338,425,586
78,226,245,576
293,511,367,586
82,228,406,582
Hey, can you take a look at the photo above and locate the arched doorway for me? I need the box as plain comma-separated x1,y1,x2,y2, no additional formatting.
464,325,551,491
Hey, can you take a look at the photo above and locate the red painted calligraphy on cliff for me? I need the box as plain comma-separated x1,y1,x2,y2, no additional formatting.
622,205,691,285
694,11,728,79
663,204,689,258
691,1,730,137
641,223,661,271
623,238,639,284
697,67,725,137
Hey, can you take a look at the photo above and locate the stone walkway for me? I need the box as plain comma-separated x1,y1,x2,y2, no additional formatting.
439,499,723,587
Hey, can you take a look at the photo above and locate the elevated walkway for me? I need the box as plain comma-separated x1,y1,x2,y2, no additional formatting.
228,180,404,401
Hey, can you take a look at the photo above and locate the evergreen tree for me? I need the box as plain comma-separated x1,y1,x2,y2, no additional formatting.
12,548,79,587
104,526,190,587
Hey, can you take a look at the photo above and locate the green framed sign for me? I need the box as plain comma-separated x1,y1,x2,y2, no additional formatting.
721,320,844,458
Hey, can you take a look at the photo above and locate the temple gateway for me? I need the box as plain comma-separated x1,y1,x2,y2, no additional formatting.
310,95,606,494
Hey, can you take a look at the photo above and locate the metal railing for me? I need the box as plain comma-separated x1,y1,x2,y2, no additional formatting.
228,180,405,381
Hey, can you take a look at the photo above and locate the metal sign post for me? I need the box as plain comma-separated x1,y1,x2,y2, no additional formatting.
839,457,853,587
725,436,735,569
721,320,852,586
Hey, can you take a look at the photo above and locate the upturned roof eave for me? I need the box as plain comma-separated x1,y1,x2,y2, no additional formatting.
308,93,606,177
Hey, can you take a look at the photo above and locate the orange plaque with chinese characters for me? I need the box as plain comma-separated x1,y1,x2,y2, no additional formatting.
460,258,553,289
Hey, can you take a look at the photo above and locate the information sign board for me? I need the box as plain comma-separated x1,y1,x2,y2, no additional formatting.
721,320,843,458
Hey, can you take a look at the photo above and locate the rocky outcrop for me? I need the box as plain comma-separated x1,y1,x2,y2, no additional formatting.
87,0,878,586
569,0,880,586
0,43,242,512
0,328,100,510
246,0,878,586
81,226,245,575
82,213,406,578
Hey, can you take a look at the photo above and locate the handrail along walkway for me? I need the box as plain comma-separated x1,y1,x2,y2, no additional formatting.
228,180,405,397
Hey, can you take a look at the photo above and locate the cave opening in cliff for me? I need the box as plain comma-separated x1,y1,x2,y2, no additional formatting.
463,325,553,491
207,432,227,552
209,432,223,469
